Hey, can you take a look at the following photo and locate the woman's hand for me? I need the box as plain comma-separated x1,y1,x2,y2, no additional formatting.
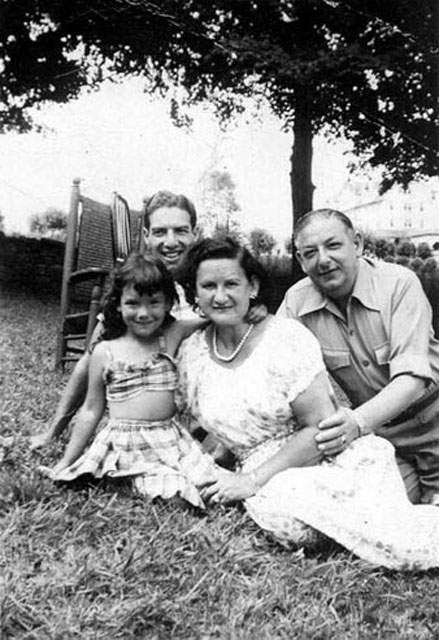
199,469,258,504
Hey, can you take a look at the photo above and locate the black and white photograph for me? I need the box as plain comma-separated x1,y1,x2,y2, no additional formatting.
1,1,439,637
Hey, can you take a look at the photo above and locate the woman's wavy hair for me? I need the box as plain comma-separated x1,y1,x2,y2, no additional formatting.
102,252,177,340
181,237,271,309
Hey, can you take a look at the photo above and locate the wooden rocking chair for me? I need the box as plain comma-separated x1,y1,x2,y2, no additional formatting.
55,178,144,369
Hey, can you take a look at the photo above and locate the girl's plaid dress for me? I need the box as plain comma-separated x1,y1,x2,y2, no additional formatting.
53,336,215,507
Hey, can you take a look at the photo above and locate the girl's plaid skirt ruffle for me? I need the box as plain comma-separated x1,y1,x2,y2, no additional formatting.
53,417,216,508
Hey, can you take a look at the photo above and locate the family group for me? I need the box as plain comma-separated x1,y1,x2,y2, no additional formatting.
34,190,439,570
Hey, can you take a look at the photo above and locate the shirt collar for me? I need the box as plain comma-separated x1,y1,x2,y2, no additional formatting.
296,281,327,316
350,257,381,311
297,257,380,316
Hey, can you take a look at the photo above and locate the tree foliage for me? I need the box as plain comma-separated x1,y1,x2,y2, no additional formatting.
2,0,438,241
29,207,67,240
417,241,432,260
199,169,242,239
395,239,416,258
248,228,277,257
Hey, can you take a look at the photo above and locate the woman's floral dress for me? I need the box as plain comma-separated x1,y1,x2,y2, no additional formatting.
177,317,439,570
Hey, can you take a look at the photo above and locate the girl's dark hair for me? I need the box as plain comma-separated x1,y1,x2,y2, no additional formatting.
181,237,270,308
102,252,177,339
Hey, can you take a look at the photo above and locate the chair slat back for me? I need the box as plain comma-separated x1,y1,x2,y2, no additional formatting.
57,179,144,369
111,194,132,263
129,208,145,252
74,196,114,305
77,197,114,272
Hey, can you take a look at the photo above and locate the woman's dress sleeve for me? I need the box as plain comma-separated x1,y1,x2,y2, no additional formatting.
268,318,327,405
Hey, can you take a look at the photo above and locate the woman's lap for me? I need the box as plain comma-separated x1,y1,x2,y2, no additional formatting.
241,436,439,568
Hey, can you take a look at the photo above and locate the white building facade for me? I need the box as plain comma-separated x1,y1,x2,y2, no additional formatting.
326,177,439,244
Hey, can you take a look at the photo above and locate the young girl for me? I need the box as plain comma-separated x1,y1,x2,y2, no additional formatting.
47,252,216,508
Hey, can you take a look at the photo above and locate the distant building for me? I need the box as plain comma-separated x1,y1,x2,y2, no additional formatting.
325,177,439,245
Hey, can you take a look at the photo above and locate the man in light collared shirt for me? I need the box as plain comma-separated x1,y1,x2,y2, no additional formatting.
277,208,439,504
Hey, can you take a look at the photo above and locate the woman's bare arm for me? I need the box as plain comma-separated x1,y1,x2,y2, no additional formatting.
245,372,334,483
200,372,334,503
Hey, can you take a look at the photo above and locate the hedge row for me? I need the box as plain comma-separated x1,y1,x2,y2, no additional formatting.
0,233,64,299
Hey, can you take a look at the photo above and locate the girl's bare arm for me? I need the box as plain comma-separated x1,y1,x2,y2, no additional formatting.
53,343,107,472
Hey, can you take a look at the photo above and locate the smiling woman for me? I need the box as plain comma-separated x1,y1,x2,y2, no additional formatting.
176,237,439,569
196,258,259,330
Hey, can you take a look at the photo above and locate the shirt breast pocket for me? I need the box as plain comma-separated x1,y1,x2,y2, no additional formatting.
373,342,390,366
322,349,351,372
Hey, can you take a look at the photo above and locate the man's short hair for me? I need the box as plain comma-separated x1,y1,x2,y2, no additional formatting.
143,190,197,230
294,208,355,243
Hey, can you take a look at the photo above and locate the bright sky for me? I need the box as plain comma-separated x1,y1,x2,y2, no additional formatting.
0,77,354,241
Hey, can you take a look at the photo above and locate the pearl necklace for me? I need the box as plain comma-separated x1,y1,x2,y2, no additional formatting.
213,324,254,362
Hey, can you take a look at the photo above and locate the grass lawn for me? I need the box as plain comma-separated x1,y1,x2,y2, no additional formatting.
2,290,439,639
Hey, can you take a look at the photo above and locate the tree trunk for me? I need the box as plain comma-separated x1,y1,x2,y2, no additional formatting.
290,87,315,281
